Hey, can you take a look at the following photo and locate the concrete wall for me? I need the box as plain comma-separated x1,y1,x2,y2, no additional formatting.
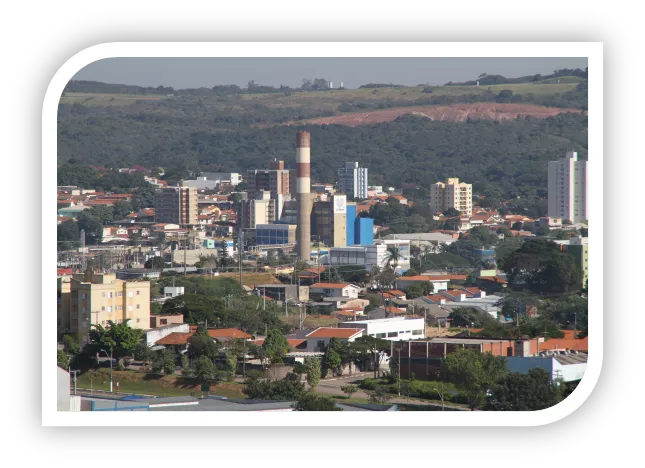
57,367,71,411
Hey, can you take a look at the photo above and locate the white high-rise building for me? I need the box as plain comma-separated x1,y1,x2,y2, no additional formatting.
548,151,588,223
337,162,368,200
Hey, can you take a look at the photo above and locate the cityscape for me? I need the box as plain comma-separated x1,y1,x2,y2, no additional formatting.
56,58,589,413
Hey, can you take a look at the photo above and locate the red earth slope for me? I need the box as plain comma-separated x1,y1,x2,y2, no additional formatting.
280,103,585,127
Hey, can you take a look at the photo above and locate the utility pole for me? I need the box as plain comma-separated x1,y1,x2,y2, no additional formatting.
69,368,80,395
183,235,187,277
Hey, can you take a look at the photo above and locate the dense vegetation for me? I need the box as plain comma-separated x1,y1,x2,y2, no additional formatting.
58,111,587,200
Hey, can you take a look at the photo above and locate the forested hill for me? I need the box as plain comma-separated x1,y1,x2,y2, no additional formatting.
445,68,588,86
58,112,587,199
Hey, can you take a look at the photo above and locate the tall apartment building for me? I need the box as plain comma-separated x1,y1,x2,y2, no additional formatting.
241,190,276,229
57,269,151,344
430,178,473,217
337,162,368,200
154,186,198,225
247,160,291,199
548,151,588,223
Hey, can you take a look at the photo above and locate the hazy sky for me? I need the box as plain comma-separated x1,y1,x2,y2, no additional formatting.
72,57,588,89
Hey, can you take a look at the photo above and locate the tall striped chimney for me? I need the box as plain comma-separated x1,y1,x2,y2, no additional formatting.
296,130,312,261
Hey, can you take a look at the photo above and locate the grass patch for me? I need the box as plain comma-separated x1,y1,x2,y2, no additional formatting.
76,369,246,398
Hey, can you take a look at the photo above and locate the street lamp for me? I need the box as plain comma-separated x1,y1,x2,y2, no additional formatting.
100,348,114,392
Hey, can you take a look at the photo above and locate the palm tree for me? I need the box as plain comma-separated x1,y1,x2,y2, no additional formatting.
384,246,402,270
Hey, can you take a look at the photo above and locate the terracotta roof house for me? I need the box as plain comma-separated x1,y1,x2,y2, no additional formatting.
207,328,252,341
304,327,365,352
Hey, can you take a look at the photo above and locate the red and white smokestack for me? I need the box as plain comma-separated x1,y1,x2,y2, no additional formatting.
296,131,312,260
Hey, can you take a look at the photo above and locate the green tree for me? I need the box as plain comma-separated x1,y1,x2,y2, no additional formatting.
145,256,165,269
223,349,238,381
262,329,290,364
187,326,221,360
440,348,507,411
159,348,177,375
89,319,142,360
57,220,80,251
181,355,193,377
162,294,227,326
340,384,359,399
194,355,215,382
57,349,70,369
304,357,321,389
485,368,562,411
351,335,391,379
322,347,342,378
133,342,154,364
499,239,582,293
405,282,434,299
62,334,80,355
443,208,460,217
293,392,342,411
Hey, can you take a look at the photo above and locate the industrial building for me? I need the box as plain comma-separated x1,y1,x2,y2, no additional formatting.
327,239,410,273
255,224,297,246
548,151,588,223
154,186,198,225
311,194,348,247
57,268,151,344
337,161,369,200
430,178,473,218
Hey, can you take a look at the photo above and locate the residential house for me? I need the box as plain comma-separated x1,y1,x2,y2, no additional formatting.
304,327,365,352
309,283,360,300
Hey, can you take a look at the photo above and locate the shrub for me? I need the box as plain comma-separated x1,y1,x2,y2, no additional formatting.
360,378,377,390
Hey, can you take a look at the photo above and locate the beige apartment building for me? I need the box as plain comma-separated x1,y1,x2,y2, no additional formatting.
57,269,151,344
430,178,472,217
154,186,198,225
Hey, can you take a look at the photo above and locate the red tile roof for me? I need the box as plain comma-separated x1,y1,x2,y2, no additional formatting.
464,287,482,295
57,268,73,276
207,328,251,339
156,332,194,345
539,336,588,352
424,294,451,303
478,276,508,284
443,289,468,298
306,328,364,339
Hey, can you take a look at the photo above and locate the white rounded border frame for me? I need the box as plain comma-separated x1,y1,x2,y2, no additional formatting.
42,42,603,427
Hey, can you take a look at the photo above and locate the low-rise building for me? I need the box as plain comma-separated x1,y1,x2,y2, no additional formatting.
304,327,365,352
309,283,360,300
339,317,425,341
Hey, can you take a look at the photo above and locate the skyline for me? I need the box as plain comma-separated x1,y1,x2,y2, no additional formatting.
71,57,588,90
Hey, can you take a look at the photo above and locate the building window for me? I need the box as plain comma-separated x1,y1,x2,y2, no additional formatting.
128,292,133,297
136,318,140,323
101,306,105,311
412,330,423,335
128,306,133,312
387,332,398,338
107,306,112,312
108,292,113,298
376,333,386,338
136,290,140,296
136,304,140,309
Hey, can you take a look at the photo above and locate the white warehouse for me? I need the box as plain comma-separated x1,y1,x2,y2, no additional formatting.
338,317,425,341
